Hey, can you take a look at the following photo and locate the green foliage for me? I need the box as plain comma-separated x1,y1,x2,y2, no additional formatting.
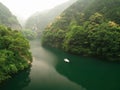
0,25,32,83
88,22,120,60
63,25,89,55
21,29,37,40
42,29,65,48
42,0,120,61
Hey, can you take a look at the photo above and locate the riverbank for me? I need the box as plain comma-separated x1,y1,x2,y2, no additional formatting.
0,40,120,90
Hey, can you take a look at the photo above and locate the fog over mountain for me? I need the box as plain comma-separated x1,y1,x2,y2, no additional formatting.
25,0,77,31
0,2,21,29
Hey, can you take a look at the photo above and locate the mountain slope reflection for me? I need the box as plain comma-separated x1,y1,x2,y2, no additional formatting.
22,40,85,90
0,68,31,90
23,59,85,90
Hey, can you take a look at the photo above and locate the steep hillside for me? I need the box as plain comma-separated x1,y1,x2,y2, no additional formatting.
25,0,77,33
0,25,32,83
42,0,120,61
0,2,21,29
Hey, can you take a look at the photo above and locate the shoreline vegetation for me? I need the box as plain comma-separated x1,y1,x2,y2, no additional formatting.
0,25,32,84
42,0,120,61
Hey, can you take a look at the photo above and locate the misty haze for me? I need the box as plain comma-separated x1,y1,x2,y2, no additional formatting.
0,0,120,90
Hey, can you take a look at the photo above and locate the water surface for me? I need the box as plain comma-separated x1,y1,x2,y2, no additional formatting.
0,40,120,90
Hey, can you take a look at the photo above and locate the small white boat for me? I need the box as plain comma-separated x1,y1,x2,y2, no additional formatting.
64,58,70,63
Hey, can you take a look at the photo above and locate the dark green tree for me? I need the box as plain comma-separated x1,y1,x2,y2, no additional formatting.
0,25,32,83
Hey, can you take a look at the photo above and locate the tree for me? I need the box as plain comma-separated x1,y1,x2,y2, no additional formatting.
0,25,32,83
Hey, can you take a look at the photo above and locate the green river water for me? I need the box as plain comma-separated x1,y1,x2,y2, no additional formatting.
0,40,120,90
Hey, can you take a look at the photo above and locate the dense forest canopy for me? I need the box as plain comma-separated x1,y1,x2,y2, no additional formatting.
22,29,38,40
0,25,32,83
0,2,21,30
0,2,33,84
42,0,120,61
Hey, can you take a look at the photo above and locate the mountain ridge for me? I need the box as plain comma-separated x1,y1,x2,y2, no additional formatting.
25,0,77,32
0,2,21,29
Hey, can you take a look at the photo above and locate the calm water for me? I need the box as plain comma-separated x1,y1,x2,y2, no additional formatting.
0,40,120,90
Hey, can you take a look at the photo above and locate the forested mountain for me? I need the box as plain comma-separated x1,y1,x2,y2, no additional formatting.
0,3,21,29
25,0,77,32
0,25,32,83
42,0,120,61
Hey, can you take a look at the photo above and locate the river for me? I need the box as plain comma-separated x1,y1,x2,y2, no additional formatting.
0,40,120,90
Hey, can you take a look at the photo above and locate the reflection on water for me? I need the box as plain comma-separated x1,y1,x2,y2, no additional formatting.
23,40,85,90
55,52,120,90
41,41,120,90
1,40,120,90
23,59,85,90
0,68,31,90
0,40,85,90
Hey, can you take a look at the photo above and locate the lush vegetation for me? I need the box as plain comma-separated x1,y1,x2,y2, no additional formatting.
42,0,120,61
21,29,37,40
0,3,21,30
0,25,32,83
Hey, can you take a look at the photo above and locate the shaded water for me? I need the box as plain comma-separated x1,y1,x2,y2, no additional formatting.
0,40,120,90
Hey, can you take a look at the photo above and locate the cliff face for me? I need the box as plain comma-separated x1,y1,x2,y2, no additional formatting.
0,2,21,30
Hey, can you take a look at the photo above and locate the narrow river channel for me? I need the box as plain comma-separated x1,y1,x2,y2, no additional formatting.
0,40,120,90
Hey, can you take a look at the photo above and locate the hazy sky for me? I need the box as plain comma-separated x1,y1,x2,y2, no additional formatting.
0,0,69,19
